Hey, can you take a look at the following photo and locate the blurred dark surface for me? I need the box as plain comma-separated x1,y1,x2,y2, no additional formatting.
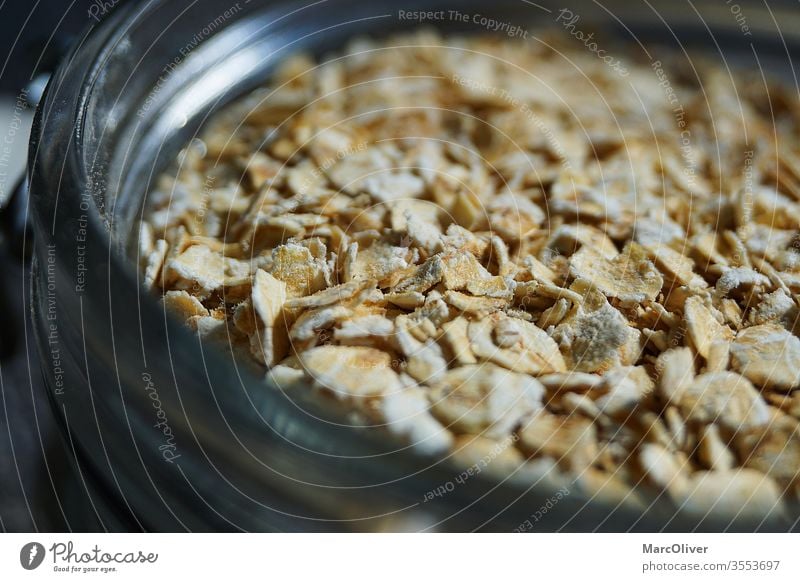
0,254,69,532
0,0,96,92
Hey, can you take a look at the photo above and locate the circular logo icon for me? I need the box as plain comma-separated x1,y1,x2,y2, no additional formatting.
20,542,46,570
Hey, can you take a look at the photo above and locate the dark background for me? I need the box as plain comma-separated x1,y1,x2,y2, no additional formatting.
0,0,100,93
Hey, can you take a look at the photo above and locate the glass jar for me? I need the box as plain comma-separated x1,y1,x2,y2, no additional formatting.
28,0,800,531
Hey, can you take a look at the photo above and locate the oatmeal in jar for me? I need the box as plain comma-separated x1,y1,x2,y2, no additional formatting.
138,30,800,519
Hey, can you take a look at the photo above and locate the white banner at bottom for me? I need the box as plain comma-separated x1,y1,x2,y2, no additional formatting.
0,534,797,581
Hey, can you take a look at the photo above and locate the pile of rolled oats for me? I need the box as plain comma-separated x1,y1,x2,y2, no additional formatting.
139,30,800,519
